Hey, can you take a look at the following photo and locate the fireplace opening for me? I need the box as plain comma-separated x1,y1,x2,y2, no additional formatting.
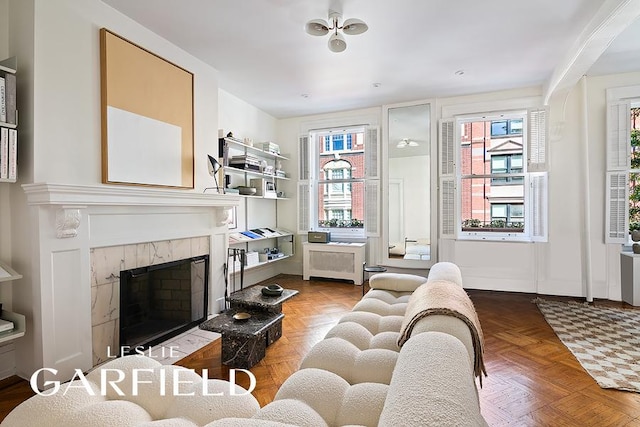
119,254,209,355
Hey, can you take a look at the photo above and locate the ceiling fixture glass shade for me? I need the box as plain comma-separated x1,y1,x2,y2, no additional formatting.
305,19,330,36
342,18,368,35
397,138,419,148
328,33,347,53
305,11,368,53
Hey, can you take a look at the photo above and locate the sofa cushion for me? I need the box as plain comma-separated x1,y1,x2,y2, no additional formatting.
87,359,201,420
207,419,298,427
300,337,397,384
252,399,329,427
165,379,261,424
257,368,390,427
338,312,404,335
325,322,400,352
369,273,427,292
1,355,260,427
273,368,349,424
351,297,407,316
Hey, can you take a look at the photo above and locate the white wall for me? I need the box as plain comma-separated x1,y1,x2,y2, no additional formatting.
31,0,219,189
5,0,225,381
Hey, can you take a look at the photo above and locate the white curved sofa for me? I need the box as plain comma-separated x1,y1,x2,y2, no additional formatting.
2,262,487,427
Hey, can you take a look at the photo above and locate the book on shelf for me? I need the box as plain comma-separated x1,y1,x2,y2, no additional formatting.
0,76,5,123
0,318,14,333
240,230,262,239
8,128,16,180
4,73,16,125
229,232,252,242
0,127,8,179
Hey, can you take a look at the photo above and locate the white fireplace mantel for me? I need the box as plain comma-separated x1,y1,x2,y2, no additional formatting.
19,182,238,387
22,182,241,208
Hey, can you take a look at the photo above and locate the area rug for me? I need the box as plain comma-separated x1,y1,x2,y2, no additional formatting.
535,298,640,393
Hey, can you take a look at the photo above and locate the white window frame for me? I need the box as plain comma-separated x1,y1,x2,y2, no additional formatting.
439,99,548,243
605,85,640,244
297,123,380,240
457,111,531,241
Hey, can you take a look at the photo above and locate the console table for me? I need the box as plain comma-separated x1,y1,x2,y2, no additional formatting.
199,285,298,368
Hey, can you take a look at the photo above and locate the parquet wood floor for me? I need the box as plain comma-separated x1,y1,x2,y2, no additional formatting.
3,274,640,426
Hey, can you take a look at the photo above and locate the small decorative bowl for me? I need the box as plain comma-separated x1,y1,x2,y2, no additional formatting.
233,312,251,321
236,186,257,196
261,284,284,297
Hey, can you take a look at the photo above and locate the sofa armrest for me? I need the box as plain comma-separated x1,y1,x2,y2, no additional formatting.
427,262,463,287
378,332,488,427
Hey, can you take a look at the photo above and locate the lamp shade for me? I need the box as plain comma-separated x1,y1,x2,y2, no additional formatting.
328,33,347,52
305,19,330,36
342,18,368,35
207,155,221,176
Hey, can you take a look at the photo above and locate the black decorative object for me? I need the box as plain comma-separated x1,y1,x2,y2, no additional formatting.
261,284,284,297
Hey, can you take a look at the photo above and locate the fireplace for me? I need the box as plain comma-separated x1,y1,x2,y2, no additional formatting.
119,254,209,354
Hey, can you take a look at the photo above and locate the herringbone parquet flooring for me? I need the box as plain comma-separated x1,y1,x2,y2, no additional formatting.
3,274,640,426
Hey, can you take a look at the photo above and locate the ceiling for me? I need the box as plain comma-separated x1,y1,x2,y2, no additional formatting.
101,0,640,121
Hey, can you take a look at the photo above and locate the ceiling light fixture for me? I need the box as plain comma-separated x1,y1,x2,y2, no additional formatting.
305,10,368,53
396,138,419,149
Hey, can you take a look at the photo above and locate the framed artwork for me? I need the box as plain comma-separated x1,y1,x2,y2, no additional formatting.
100,28,194,188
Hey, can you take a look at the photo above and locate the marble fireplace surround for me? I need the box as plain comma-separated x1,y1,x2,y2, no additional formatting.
22,183,240,386
91,237,210,367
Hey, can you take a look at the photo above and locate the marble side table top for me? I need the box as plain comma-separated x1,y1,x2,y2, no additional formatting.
200,309,284,337
228,285,299,310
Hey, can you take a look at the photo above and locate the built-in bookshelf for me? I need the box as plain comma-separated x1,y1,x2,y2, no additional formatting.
0,57,18,183
219,136,290,199
228,228,294,272
219,133,293,276
0,260,25,344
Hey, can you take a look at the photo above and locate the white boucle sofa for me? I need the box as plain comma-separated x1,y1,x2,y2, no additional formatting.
2,262,487,427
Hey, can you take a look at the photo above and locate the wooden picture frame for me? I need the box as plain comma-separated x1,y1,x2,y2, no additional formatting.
100,28,194,188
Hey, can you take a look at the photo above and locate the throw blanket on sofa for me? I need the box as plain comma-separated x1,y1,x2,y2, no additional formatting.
397,280,487,384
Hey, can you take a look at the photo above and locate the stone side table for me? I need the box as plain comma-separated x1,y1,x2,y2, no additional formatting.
200,310,284,369
200,285,298,368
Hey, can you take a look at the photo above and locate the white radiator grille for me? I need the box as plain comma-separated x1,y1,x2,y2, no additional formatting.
308,250,356,273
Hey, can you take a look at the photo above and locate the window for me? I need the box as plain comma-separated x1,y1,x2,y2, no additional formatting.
628,106,640,232
605,85,640,244
490,203,524,227
303,127,372,236
324,160,352,195
444,109,547,242
491,154,524,185
490,119,523,137
459,114,526,235
323,133,353,152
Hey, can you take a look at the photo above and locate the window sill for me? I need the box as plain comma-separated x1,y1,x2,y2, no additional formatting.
458,232,532,243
